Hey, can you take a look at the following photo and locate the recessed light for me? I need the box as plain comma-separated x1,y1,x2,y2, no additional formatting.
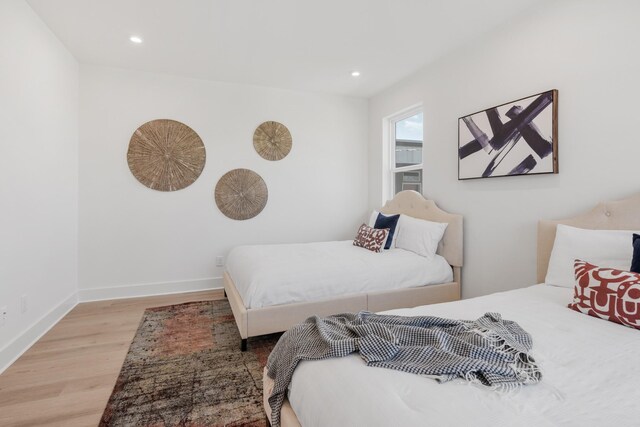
129,36,143,44
351,71,361,77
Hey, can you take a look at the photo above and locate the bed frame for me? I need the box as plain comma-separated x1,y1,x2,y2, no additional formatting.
265,192,640,427
224,190,463,351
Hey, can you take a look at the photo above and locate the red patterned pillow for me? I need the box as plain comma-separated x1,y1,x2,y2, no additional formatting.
353,223,389,253
569,260,640,330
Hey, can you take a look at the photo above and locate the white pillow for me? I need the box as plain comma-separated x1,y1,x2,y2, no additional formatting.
368,210,380,227
545,224,637,287
394,215,448,259
368,210,399,248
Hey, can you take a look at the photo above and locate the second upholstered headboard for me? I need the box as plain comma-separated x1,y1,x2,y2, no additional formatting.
537,193,640,283
379,190,463,273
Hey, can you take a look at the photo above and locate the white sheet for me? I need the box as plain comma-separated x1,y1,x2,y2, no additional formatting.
226,240,453,309
288,285,640,427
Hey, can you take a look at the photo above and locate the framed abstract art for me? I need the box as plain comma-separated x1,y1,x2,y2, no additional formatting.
458,90,558,180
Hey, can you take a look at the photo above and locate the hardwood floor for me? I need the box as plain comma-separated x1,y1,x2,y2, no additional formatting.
0,290,224,427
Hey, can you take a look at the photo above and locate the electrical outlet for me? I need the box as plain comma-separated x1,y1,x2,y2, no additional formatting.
216,256,224,267
20,295,28,314
0,306,7,327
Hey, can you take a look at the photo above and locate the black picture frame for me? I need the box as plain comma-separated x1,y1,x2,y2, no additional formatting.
457,89,558,180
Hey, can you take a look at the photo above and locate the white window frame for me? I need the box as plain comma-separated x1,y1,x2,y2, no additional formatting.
385,104,423,200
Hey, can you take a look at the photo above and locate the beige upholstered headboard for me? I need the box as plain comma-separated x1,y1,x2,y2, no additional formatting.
380,190,463,269
537,193,640,283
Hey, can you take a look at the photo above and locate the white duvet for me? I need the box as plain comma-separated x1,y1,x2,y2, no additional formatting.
288,285,640,427
226,240,453,309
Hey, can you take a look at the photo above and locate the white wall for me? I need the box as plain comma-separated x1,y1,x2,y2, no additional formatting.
369,0,640,298
79,65,368,298
0,0,79,369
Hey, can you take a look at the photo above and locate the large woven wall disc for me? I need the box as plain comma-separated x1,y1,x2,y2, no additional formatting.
253,121,292,161
127,119,206,191
215,169,268,220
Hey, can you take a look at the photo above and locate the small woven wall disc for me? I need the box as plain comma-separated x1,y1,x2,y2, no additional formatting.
127,119,206,191
253,121,292,161
215,169,268,220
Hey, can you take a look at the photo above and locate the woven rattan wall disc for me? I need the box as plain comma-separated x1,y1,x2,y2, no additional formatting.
127,119,206,191
215,169,268,220
253,121,292,161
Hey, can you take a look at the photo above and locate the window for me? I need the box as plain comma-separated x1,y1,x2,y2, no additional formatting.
388,108,423,197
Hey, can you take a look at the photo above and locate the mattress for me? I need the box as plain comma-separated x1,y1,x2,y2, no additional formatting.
287,285,640,426
226,240,453,309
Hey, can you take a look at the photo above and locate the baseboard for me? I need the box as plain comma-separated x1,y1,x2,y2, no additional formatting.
78,277,223,302
0,292,78,375
0,278,223,374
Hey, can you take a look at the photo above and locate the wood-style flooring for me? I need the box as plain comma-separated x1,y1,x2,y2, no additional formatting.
0,290,224,427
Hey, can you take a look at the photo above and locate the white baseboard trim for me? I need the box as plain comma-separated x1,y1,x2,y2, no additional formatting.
78,277,223,302
0,278,223,374
0,292,78,375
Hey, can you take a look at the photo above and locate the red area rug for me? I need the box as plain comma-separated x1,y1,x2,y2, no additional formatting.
100,300,279,426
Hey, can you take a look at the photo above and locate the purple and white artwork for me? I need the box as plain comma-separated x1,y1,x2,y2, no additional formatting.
458,90,558,180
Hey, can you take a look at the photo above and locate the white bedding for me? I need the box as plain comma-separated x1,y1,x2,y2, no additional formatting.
226,240,453,309
288,285,640,427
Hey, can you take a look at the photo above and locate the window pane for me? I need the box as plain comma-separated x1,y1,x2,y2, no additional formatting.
395,112,423,168
395,170,422,195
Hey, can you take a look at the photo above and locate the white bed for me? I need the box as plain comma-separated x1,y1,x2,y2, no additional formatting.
226,240,453,309
281,285,639,426
264,193,640,426
224,190,463,351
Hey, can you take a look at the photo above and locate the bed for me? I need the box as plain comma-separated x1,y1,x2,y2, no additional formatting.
263,193,640,427
224,190,463,350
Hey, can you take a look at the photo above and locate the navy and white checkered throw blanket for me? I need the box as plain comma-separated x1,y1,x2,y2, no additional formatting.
266,311,541,427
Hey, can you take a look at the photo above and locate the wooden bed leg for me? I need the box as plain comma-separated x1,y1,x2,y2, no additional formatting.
241,339,248,352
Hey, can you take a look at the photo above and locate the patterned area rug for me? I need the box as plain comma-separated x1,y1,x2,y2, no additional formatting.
100,300,280,427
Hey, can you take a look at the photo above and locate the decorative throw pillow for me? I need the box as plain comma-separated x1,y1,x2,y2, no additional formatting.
631,234,640,273
368,211,400,248
568,259,640,330
374,213,400,250
353,223,389,253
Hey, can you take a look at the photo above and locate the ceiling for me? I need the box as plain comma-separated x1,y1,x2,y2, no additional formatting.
27,0,544,97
